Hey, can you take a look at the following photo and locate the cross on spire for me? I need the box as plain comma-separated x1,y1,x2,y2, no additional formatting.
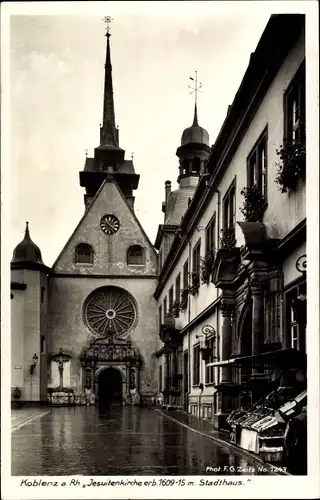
103,16,113,37
188,70,203,126
188,70,203,105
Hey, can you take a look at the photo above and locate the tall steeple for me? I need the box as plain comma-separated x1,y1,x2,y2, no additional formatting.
100,27,119,147
79,18,140,210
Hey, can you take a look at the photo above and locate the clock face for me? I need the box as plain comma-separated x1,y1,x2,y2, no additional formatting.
100,214,120,235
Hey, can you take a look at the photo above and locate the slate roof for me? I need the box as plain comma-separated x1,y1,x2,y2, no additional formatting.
83,158,135,174
84,157,95,171
118,160,135,174
11,222,44,265
164,186,196,226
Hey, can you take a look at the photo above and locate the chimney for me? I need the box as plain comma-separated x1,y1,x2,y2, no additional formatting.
165,180,171,204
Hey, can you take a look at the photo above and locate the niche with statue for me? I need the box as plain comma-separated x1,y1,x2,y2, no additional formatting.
47,348,73,405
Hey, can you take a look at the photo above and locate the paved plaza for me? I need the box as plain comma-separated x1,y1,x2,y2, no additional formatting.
11,406,276,476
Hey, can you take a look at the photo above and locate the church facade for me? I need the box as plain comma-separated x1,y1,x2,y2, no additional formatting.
11,29,158,406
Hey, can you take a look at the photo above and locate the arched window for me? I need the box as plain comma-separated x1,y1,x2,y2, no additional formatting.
183,159,189,174
127,245,145,265
192,157,201,173
75,243,94,264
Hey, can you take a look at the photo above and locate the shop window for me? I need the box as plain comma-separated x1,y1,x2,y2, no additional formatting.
75,243,94,264
247,130,268,201
127,245,145,265
205,336,215,384
193,344,200,386
285,281,306,354
284,61,305,144
205,215,216,254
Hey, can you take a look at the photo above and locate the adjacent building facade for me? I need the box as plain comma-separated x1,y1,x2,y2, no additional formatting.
154,13,306,441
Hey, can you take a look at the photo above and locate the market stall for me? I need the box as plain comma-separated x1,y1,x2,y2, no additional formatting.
227,386,307,463
224,348,306,464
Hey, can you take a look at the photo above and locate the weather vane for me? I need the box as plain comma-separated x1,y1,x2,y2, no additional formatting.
103,16,113,35
188,70,203,105
131,152,134,161
85,149,88,157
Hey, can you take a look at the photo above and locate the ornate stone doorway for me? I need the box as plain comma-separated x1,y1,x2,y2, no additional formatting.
79,336,141,405
97,367,123,405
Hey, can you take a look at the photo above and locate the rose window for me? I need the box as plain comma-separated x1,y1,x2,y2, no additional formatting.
84,286,136,338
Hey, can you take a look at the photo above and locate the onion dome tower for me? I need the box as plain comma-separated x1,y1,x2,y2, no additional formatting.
11,222,49,272
155,80,211,255
176,102,211,187
163,99,211,226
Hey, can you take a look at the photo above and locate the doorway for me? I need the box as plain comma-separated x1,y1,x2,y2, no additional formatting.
97,367,123,406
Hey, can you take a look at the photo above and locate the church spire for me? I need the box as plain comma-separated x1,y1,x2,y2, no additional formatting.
192,102,198,126
100,17,119,147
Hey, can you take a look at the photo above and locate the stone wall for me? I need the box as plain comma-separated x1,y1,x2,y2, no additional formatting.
47,276,158,397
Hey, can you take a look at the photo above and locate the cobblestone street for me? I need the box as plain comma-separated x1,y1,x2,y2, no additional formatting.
12,406,274,475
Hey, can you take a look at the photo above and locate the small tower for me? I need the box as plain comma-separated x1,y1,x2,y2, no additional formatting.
176,102,211,187
155,87,211,264
11,222,51,404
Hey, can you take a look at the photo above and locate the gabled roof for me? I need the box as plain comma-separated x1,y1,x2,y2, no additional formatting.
52,178,157,270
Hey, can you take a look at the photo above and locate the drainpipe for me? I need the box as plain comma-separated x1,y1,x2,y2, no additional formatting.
214,189,221,250
187,240,192,411
199,383,204,418
214,189,221,408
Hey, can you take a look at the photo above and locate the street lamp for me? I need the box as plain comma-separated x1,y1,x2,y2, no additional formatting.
196,325,216,361
30,353,39,374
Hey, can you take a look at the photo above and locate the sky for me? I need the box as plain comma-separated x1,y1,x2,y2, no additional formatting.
4,1,310,266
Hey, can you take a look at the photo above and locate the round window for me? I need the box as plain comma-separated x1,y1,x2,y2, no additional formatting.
84,286,137,339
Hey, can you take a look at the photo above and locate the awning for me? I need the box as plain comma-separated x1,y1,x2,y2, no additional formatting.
207,348,306,368
207,358,238,367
